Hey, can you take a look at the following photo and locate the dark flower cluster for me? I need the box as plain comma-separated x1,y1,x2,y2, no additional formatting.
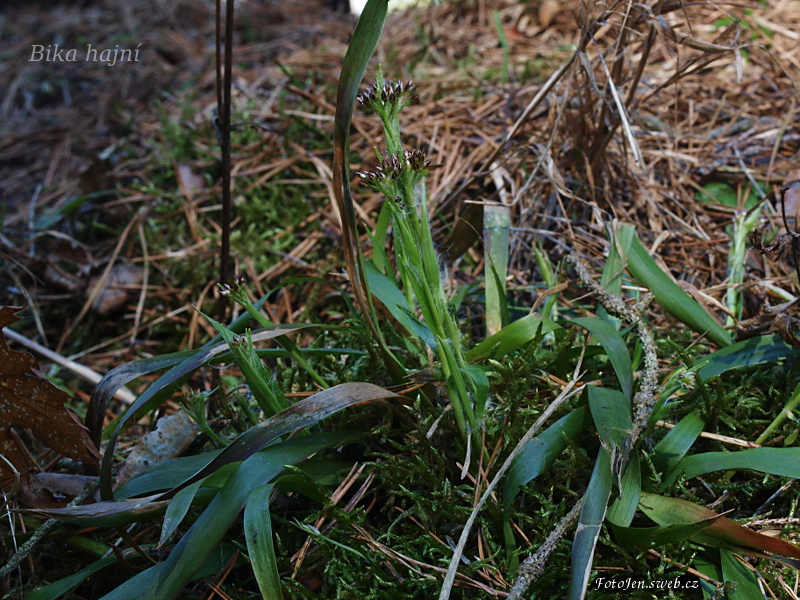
404,148,431,171
357,149,432,186
356,80,419,107
357,155,403,186
217,274,247,296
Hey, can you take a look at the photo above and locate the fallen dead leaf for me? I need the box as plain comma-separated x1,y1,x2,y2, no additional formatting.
0,306,99,489
768,298,800,350
87,264,145,315
176,163,205,201
781,169,800,234
538,0,562,28
34,472,100,499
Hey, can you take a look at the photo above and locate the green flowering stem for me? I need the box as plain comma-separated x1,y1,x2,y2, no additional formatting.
219,279,329,389
359,71,412,156
357,78,479,445
233,389,260,426
184,389,229,448
213,326,290,417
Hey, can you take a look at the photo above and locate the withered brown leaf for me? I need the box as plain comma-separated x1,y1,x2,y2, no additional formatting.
0,306,98,486
768,298,800,350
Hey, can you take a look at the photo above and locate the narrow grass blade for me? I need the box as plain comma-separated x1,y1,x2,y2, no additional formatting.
492,9,510,83
587,385,634,523
95,345,362,437
639,492,800,561
364,259,418,338
92,352,195,403
694,335,798,381
159,481,202,546
650,410,704,476
399,306,437,350
694,553,723,597
25,543,236,600
503,519,519,571
208,296,329,389
658,335,799,419
332,0,399,376
600,221,635,329
272,463,349,505
438,368,585,600
574,317,633,400
25,548,147,600
91,350,194,440
154,382,401,501
665,447,800,486
98,564,154,599
609,517,718,550
602,222,635,294
114,449,223,499
145,432,353,600
369,202,393,274
463,365,489,419
568,448,613,600
504,406,592,510
756,380,800,445
244,483,281,600
88,294,270,444
98,544,238,600
66,384,396,530
605,454,640,527
627,236,732,347
206,319,290,416
725,193,766,325
295,522,367,559
720,547,765,600
587,386,631,449
26,495,168,528
467,314,562,362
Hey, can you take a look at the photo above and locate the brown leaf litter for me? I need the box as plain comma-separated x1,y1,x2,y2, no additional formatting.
2,0,796,353
0,306,98,502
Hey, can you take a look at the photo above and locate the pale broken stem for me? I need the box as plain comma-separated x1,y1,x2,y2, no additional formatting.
0,479,98,579
656,420,760,449
592,39,643,170
2,327,136,405
507,498,585,600
438,353,586,600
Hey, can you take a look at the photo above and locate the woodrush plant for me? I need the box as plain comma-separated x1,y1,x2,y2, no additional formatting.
218,278,330,390
356,78,479,446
